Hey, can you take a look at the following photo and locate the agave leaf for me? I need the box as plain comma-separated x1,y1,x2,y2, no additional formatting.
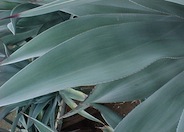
1,14,181,65
61,103,89,119
24,113,55,132
62,0,159,16
131,0,184,18
0,10,10,25
11,111,22,132
165,0,184,5
177,109,184,132
18,0,101,17
2,27,40,45
42,97,57,127
27,100,50,128
99,126,114,132
8,3,37,34
1,21,184,106
19,115,28,129
34,93,56,104
61,88,87,101
115,71,184,132
16,11,69,28
0,1,19,10
0,128,9,132
0,65,20,87
0,100,31,120
2,0,26,4
60,92,103,124
0,25,11,38
84,59,184,103
92,104,122,128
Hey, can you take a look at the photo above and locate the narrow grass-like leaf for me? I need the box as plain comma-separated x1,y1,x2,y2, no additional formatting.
61,103,89,119
1,21,184,106
2,14,176,65
23,113,55,132
19,115,28,129
84,59,184,103
177,109,184,132
115,71,184,132
92,104,122,128
27,101,50,128
60,93,103,124
11,109,22,132
42,97,57,129
0,100,31,120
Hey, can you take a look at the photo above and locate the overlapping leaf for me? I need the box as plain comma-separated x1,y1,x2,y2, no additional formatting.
2,14,182,65
131,0,184,18
84,59,184,103
177,109,184,132
17,0,101,17
115,71,184,132
1,21,184,106
60,0,159,16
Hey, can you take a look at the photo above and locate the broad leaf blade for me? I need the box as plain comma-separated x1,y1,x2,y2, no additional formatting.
18,0,101,17
131,0,184,18
115,71,184,132
166,0,184,5
177,109,184,132
63,0,159,16
2,14,177,65
84,59,184,103
1,22,184,106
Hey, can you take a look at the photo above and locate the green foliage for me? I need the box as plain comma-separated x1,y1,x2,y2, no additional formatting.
0,0,184,132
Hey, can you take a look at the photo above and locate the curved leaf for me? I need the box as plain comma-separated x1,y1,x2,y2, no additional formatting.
131,0,184,18
60,92,103,124
62,0,159,16
115,71,184,132
166,0,184,6
8,3,37,34
177,109,184,132
24,113,55,132
1,22,184,106
61,88,87,102
0,1,19,10
92,104,122,128
2,14,182,65
84,59,184,103
18,0,101,17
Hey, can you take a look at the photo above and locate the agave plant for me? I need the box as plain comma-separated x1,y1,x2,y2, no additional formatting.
0,0,184,131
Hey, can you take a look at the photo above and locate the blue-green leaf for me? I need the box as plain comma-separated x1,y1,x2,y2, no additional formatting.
115,71,184,132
